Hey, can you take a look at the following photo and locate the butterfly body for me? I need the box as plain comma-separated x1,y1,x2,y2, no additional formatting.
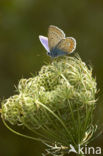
39,25,76,58
48,47,68,58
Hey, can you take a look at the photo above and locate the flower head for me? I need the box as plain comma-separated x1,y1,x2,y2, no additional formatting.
1,55,97,155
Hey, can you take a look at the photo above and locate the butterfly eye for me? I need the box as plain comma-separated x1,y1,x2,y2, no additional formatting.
47,52,51,56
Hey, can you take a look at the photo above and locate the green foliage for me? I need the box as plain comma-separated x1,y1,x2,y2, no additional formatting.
1,55,97,155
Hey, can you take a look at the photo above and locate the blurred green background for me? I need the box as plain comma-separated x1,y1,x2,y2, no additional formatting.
0,0,103,156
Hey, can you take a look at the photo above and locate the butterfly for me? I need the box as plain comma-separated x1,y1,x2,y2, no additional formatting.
39,25,76,58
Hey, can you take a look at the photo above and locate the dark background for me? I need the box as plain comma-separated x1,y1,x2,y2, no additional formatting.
0,0,103,156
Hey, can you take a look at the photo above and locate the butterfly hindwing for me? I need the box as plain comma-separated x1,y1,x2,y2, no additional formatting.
48,25,65,51
56,37,76,54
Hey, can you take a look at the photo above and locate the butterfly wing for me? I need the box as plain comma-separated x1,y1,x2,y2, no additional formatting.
39,35,50,52
48,25,65,50
56,37,76,54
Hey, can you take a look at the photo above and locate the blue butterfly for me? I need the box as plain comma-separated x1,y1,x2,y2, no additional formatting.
39,25,76,58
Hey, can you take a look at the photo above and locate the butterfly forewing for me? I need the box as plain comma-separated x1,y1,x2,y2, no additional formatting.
48,25,65,50
39,35,50,52
56,37,76,54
